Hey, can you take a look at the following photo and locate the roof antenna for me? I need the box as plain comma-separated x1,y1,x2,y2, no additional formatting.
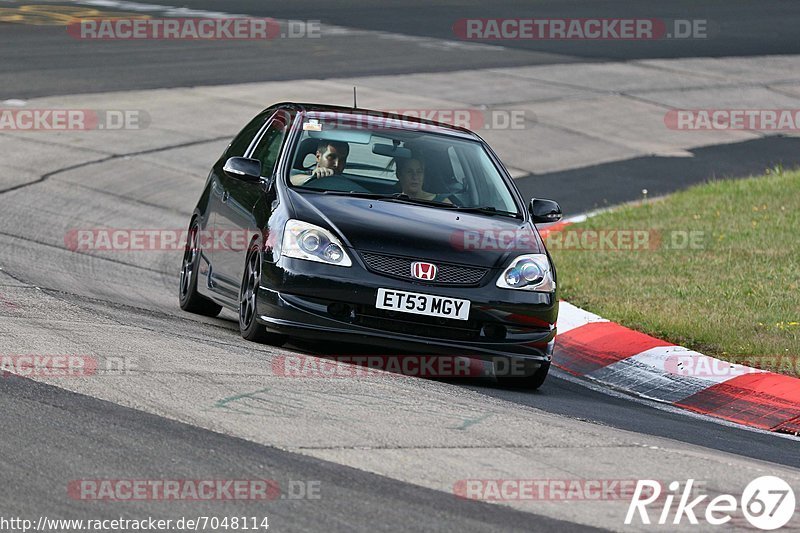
353,86,358,109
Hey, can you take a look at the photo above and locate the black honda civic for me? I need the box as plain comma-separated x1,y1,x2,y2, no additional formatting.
179,103,562,389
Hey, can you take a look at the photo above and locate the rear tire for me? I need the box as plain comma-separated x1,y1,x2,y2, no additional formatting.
495,360,550,390
179,220,222,317
239,245,287,346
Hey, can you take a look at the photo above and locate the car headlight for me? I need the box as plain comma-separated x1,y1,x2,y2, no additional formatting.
282,220,352,267
496,254,555,292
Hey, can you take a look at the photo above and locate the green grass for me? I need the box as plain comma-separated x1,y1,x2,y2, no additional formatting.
550,167,800,371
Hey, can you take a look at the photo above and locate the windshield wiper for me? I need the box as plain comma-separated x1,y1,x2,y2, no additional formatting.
318,191,519,216
320,191,456,207
323,191,405,199
387,194,458,208
453,206,522,218
312,190,394,198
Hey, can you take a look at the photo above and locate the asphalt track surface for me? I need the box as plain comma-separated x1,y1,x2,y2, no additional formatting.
3,0,800,98
1,1,800,531
1,375,598,532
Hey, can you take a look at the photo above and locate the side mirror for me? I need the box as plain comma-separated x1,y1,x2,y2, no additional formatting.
529,198,562,224
223,157,262,183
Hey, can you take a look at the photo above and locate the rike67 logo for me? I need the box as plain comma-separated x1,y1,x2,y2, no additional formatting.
626,477,796,530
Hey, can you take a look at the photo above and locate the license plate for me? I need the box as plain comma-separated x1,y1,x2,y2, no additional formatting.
375,288,471,321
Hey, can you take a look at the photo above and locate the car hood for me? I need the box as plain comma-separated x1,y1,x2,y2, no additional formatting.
287,190,544,268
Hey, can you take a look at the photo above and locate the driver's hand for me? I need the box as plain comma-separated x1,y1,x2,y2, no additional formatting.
310,167,335,178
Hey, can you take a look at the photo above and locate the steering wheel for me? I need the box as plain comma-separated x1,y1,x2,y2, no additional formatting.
448,194,464,207
443,177,466,206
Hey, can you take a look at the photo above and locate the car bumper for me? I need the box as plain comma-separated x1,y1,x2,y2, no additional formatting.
257,256,557,363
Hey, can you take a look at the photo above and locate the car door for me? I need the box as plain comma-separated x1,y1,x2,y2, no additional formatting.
205,110,273,300
213,111,290,298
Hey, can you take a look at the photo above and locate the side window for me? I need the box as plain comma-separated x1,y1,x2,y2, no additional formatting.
251,118,289,177
224,110,272,159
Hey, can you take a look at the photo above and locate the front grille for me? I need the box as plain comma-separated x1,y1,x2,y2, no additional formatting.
360,252,488,285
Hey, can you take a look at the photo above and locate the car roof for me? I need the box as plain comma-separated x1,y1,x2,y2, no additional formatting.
272,102,482,141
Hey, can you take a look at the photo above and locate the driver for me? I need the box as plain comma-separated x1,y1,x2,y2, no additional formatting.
290,140,350,186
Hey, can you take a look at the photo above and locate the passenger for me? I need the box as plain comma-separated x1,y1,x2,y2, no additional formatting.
291,140,350,186
396,156,452,203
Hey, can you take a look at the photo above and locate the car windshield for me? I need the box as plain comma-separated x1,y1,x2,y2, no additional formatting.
287,112,521,217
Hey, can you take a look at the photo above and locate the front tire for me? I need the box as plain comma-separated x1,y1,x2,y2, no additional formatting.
179,220,222,317
239,245,286,345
